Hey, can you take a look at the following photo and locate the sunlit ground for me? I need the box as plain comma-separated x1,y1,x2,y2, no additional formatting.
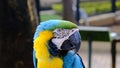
78,41,120,68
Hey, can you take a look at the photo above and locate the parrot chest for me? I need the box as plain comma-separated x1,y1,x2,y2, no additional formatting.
37,57,63,68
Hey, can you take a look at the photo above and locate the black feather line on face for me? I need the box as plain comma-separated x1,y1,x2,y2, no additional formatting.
48,39,69,57
48,40,60,56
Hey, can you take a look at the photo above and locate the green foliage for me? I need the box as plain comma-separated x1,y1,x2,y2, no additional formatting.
52,1,120,16
40,14,61,22
116,2,120,10
52,4,63,13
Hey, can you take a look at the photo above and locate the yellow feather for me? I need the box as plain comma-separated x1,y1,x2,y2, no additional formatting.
34,30,63,68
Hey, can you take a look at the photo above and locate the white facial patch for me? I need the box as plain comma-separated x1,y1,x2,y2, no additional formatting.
51,28,79,50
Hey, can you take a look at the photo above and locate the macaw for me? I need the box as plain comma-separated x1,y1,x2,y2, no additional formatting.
33,20,85,68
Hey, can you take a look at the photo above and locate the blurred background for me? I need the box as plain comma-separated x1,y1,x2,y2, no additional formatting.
0,0,120,68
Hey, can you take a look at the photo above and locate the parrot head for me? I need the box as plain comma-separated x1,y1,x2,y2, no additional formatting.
50,28,81,56
34,20,81,56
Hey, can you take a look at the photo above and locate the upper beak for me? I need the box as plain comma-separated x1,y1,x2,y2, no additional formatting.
61,31,81,53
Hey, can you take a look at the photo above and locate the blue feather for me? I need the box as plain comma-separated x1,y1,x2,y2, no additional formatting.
33,50,37,68
33,20,60,40
73,54,85,68
63,51,74,68
63,51,85,68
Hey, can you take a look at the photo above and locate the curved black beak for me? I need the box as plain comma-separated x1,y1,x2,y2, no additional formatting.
61,31,81,53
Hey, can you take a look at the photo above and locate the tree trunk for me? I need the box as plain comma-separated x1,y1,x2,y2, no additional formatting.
62,0,77,24
0,0,38,68
111,0,116,12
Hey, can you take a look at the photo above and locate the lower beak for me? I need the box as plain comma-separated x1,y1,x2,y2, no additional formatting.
61,31,81,53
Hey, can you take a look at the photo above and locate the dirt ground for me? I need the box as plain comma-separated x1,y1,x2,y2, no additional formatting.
111,24,120,34
79,41,120,68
